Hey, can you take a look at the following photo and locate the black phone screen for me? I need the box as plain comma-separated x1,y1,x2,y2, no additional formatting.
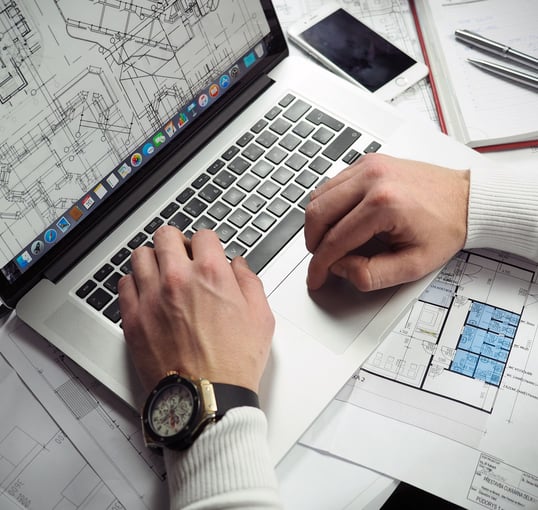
300,9,416,92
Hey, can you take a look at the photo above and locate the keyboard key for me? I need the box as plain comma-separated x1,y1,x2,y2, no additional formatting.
253,212,276,232
222,187,246,206
256,130,278,148
264,106,282,120
228,156,250,175
364,141,382,153
236,132,254,147
191,173,210,189
257,180,280,199
111,248,130,266
285,153,308,171
295,169,318,189
87,288,113,311
241,143,264,162
270,118,292,135
229,209,252,228
343,149,361,164
168,211,193,231
282,183,304,203
265,146,288,165
267,197,290,217
279,133,301,151
144,217,164,234
193,216,217,231
120,259,132,274
104,272,123,294
309,156,332,175
251,160,274,178
184,197,207,217
127,232,148,249
292,121,315,138
222,146,240,161
103,299,121,323
160,202,180,219
94,263,113,282
312,127,334,145
176,187,195,204
271,167,293,185
306,108,345,131
278,93,296,107
199,183,222,203
322,127,361,161
238,226,262,246
215,223,237,243
214,169,236,189
225,241,247,259
207,159,225,175
299,140,322,158
243,195,266,213
246,208,305,273
283,99,311,122
237,174,260,192
207,202,232,221
251,119,268,133
76,280,97,298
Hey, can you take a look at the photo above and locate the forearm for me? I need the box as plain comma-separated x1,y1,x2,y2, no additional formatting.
466,165,538,262
164,407,282,510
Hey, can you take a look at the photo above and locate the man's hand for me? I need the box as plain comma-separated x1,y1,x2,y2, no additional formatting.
305,153,469,291
118,226,274,394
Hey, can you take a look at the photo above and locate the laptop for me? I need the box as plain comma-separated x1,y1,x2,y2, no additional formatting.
0,1,487,464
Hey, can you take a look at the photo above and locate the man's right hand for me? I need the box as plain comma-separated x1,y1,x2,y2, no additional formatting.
305,153,470,291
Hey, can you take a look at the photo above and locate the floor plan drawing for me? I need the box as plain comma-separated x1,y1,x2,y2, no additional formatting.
0,317,169,509
338,249,538,453
0,0,269,267
359,250,535,413
0,355,126,510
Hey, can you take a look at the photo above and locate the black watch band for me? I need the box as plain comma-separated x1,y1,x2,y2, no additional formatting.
212,382,260,420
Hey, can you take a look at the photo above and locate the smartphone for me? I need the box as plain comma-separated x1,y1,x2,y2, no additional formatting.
287,4,428,101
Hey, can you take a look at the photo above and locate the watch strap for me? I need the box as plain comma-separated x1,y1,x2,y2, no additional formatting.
212,382,260,420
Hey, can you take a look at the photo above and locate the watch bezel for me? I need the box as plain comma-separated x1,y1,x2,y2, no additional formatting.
142,373,204,448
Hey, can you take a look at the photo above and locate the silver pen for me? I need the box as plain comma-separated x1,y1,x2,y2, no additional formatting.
467,58,538,90
455,29,538,71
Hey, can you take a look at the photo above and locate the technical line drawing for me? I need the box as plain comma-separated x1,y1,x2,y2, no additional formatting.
0,0,269,267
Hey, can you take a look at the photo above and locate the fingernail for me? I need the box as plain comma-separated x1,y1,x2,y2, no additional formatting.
331,263,347,279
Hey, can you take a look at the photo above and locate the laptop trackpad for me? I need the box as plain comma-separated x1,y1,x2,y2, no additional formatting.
268,256,399,355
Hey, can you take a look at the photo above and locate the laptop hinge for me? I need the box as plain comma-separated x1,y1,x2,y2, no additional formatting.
42,73,276,285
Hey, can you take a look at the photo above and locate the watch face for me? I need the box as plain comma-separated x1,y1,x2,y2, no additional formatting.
149,383,194,438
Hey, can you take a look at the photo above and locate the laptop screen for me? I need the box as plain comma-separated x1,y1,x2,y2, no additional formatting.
0,1,284,305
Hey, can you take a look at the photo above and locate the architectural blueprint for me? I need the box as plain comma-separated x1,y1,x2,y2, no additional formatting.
0,352,128,509
0,0,269,267
0,315,168,509
302,248,538,509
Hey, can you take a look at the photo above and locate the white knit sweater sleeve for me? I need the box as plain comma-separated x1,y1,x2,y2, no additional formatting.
164,407,282,510
465,164,538,262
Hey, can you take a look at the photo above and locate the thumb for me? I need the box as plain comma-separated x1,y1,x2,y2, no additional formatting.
331,248,425,291
231,257,269,304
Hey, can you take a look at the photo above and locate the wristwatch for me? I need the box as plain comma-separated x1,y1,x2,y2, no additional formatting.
141,371,259,450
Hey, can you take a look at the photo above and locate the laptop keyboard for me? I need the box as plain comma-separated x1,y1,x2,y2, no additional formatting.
74,93,382,325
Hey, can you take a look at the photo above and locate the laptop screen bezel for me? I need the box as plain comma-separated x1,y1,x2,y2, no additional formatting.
0,0,288,308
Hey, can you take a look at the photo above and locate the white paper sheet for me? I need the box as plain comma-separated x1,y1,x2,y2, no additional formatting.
302,249,538,509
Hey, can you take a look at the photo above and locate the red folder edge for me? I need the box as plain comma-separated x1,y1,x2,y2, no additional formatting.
409,0,538,153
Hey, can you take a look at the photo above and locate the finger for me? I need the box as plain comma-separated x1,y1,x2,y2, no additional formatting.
129,245,159,293
231,256,266,303
231,256,275,330
307,199,388,290
117,274,140,338
152,225,190,270
190,229,228,268
331,248,428,291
